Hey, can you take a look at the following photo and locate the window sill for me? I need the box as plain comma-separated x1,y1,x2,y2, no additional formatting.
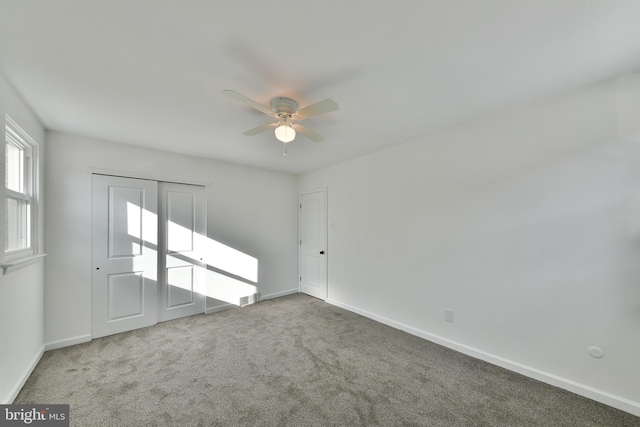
2,253,47,275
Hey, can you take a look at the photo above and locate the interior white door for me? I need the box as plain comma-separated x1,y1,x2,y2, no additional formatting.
158,182,206,322
299,189,327,300
92,175,158,338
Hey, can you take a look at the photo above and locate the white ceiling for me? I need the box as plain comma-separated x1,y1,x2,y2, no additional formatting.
1,1,640,174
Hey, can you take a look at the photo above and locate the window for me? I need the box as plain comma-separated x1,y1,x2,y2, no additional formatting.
4,115,38,260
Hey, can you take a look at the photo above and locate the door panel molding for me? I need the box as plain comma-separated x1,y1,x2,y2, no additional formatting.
92,175,207,337
157,182,206,322
92,175,158,338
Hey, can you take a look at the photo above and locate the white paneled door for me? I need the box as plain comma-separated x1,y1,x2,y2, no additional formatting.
158,182,206,322
92,175,206,338
299,189,327,300
92,175,159,338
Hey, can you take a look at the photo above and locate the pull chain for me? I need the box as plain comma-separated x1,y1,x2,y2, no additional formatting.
283,144,287,157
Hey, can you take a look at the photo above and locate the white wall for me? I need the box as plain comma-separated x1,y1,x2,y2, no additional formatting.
0,74,46,403
617,73,640,144
299,78,640,416
44,131,298,346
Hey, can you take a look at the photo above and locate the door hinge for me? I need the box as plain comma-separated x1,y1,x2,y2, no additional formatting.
300,203,302,209
299,276,302,282
300,240,302,245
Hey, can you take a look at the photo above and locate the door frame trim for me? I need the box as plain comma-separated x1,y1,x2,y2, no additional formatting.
88,167,211,187
298,187,328,300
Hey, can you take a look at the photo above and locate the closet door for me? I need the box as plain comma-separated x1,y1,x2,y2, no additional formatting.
157,182,206,322
92,175,158,338
299,189,327,300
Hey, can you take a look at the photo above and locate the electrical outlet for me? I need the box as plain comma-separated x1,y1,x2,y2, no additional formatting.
445,309,454,323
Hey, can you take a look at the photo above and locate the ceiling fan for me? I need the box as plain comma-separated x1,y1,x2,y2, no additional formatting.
223,90,338,144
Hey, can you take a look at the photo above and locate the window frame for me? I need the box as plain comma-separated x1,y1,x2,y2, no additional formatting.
4,115,39,262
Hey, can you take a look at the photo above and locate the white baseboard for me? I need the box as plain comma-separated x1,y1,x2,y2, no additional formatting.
205,303,234,314
2,345,44,404
44,334,92,351
260,288,298,300
326,298,640,418
205,289,299,314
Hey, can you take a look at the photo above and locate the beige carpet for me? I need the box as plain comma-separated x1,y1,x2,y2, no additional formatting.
15,293,640,426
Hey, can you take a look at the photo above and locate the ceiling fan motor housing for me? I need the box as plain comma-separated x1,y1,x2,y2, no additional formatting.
271,97,299,115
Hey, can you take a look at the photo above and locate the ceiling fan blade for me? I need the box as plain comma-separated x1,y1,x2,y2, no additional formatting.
295,98,339,120
242,122,278,136
223,90,274,116
293,124,325,143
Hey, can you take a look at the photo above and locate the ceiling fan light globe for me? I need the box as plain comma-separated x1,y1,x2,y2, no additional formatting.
275,125,296,143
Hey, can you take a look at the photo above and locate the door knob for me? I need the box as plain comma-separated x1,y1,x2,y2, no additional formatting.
320,251,325,255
